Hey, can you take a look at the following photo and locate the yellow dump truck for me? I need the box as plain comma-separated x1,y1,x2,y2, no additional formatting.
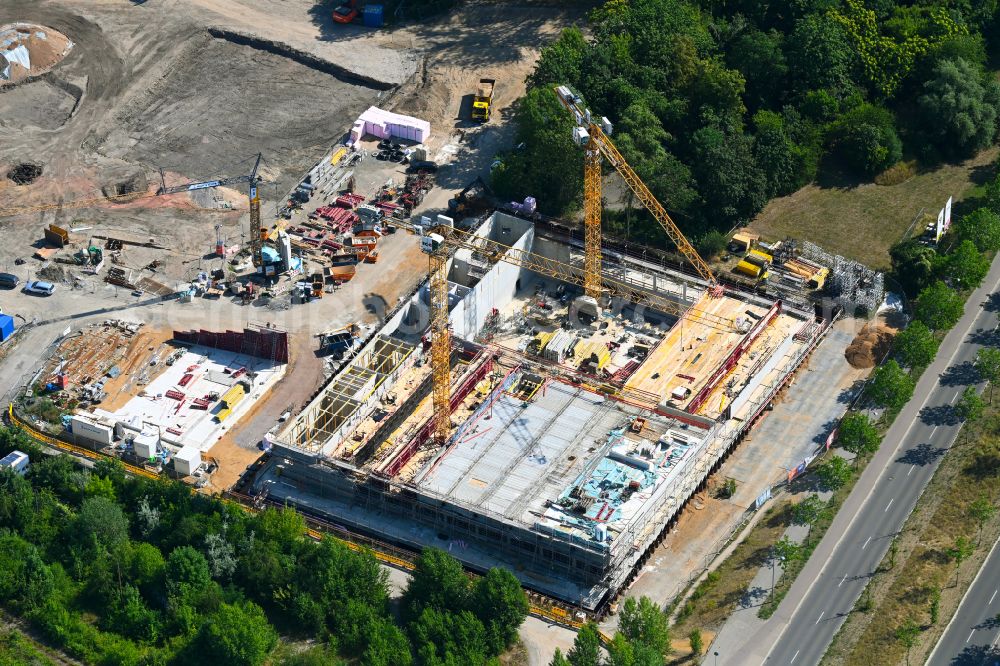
472,78,496,122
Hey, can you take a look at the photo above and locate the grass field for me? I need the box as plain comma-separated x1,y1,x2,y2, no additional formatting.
751,147,998,269
821,403,1000,666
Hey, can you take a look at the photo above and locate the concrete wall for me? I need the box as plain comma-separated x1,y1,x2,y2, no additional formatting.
449,224,533,341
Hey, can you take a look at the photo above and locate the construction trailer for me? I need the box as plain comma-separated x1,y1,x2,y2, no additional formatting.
252,211,828,611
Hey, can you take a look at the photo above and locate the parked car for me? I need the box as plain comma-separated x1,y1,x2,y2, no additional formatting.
0,273,19,289
333,0,358,23
406,160,439,173
24,280,55,296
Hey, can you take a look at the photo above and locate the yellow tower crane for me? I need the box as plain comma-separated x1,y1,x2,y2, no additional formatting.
552,85,718,290
420,226,731,443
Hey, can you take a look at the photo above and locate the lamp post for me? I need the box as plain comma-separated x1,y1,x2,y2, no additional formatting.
714,650,719,666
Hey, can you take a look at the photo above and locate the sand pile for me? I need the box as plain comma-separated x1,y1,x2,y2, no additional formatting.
845,325,896,368
0,23,74,85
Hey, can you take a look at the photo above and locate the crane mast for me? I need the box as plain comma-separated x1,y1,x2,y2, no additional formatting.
429,250,452,443
553,85,717,288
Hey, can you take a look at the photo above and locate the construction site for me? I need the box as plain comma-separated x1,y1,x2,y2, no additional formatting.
244,86,838,612
0,0,883,631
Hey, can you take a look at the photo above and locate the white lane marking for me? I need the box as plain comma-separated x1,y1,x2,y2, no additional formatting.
790,649,800,664
991,589,998,605
907,466,914,476
816,611,824,625
931,425,940,436
838,574,847,587
968,629,976,643
863,536,872,549
885,498,894,512
953,391,962,404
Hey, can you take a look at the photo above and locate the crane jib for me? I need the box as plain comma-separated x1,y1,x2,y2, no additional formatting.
186,180,221,191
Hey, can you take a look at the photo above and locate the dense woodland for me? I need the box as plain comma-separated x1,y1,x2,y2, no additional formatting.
493,0,1000,255
0,428,673,665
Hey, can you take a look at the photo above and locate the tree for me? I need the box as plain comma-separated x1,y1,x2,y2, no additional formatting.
618,596,671,659
786,13,857,94
956,386,986,445
943,240,990,289
491,87,583,216
837,412,881,461
697,230,728,260
690,121,768,227
528,27,587,88
891,240,938,298
930,588,941,625
895,617,920,666
772,537,802,565
977,347,1000,403
402,548,471,622
566,622,602,666
410,608,489,666
688,628,704,656
362,618,412,666
471,567,529,655
195,601,277,666
792,494,826,526
916,57,1000,159
727,29,788,110
946,536,975,586
752,110,812,197
968,495,997,545
866,361,915,413
829,104,902,178
894,321,939,370
816,456,853,490
74,496,129,552
104,584,159,642
915,281,965,330
550,648,571,666
954,208,1000,253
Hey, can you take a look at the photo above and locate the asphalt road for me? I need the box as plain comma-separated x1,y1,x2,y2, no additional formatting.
729,254,1000,666
927,534,1000,665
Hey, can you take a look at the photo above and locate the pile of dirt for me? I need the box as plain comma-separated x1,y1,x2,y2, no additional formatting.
36,264,66,283
845,325,896,369
7,162,42,185
0,23,74,85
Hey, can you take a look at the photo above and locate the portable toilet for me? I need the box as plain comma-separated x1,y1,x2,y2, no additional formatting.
0,314,14,342
363,4,384,27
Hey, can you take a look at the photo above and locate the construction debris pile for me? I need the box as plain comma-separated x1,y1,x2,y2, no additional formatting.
34,320,144,411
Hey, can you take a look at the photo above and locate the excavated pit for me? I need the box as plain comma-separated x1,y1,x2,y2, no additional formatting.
7,162,41,185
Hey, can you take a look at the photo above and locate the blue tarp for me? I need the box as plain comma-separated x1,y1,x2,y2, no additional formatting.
0,314,14,342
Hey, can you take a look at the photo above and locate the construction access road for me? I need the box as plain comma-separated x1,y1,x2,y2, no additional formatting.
709,253,1000,666
926,533,1000,665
